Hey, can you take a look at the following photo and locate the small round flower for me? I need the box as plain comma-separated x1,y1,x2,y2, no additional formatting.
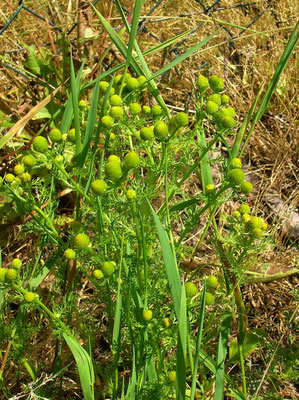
32,136,48,153
5,174,15,183
110,94,122,107
21,172,31,182
221,94,230,105
142,105,151,115
114,74,123,86
102,261,115,276
185,282,197,297
101,116,114,129
123,152,140,169
242,213,251,224
138,75,147,85
126,189,136,199
23,155,36,168
79,99,88,110
64,249,76,260
126,77,139,91
168,371,176,383
108,155,120,163
49,128,62,143
251,228,263,239
100,81,109,92
228,169,245,185
262,222,269,231
205,292,215,305
11,258,22,270
67,129,76,143
110,106,123,120
247,216,264,230
140,127,154,140
240,181,253,195
151,105,162,117
14,164,25,176
238,203,250,214
206,275,218,288
230,158,242,169
55,155,64,163
162,317,172,329
110,132,116,140
205,184,215,193
24,292,35,302
105,161,123,181
207,94,221,106
206,101,219,115
0,268,7,282
196,75,209,92
93,269,104,279
222,116,235,129
221,107,236,118
6,268,18,281
143,309,153,322
129,102,141,115
209,75,224,93
175,112,188,127
91,179,107,195
154,121,168,140
232,210,240,218
74,233,90,249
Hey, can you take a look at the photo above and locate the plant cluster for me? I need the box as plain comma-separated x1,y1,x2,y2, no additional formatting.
0,66,275,400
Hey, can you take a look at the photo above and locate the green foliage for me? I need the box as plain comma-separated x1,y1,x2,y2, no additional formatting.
0,3,296,400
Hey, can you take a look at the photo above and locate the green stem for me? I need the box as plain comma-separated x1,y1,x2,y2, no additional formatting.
239,344,247,395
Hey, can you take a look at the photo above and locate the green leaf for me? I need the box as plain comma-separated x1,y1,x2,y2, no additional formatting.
229,329,266,364
148,200,182,318
24,49,40,74
63,333,95,400
190,281,206,400
215,313,233,400
176,285,187,400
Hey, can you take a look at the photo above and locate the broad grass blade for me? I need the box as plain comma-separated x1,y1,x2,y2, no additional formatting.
148,201,182,318
214,312,233,400
63,333,95,400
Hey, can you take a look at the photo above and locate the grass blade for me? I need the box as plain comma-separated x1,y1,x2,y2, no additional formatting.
148,200,182,318
81,72,101,165
176,284,187,400
190,281,206,400
63,333,95,400
239,21,299,156
214,312,233,400
230,84,264,159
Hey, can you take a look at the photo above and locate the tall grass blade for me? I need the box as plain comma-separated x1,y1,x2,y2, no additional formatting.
70,51,83,164
82,29,194,91
124,0,144,68
190,281,206,400
63,333,95,400
230,85,264,159
176,285,187,400
81,73,101,165
239,22,298,156
148,201,182,318
214,312,232,400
